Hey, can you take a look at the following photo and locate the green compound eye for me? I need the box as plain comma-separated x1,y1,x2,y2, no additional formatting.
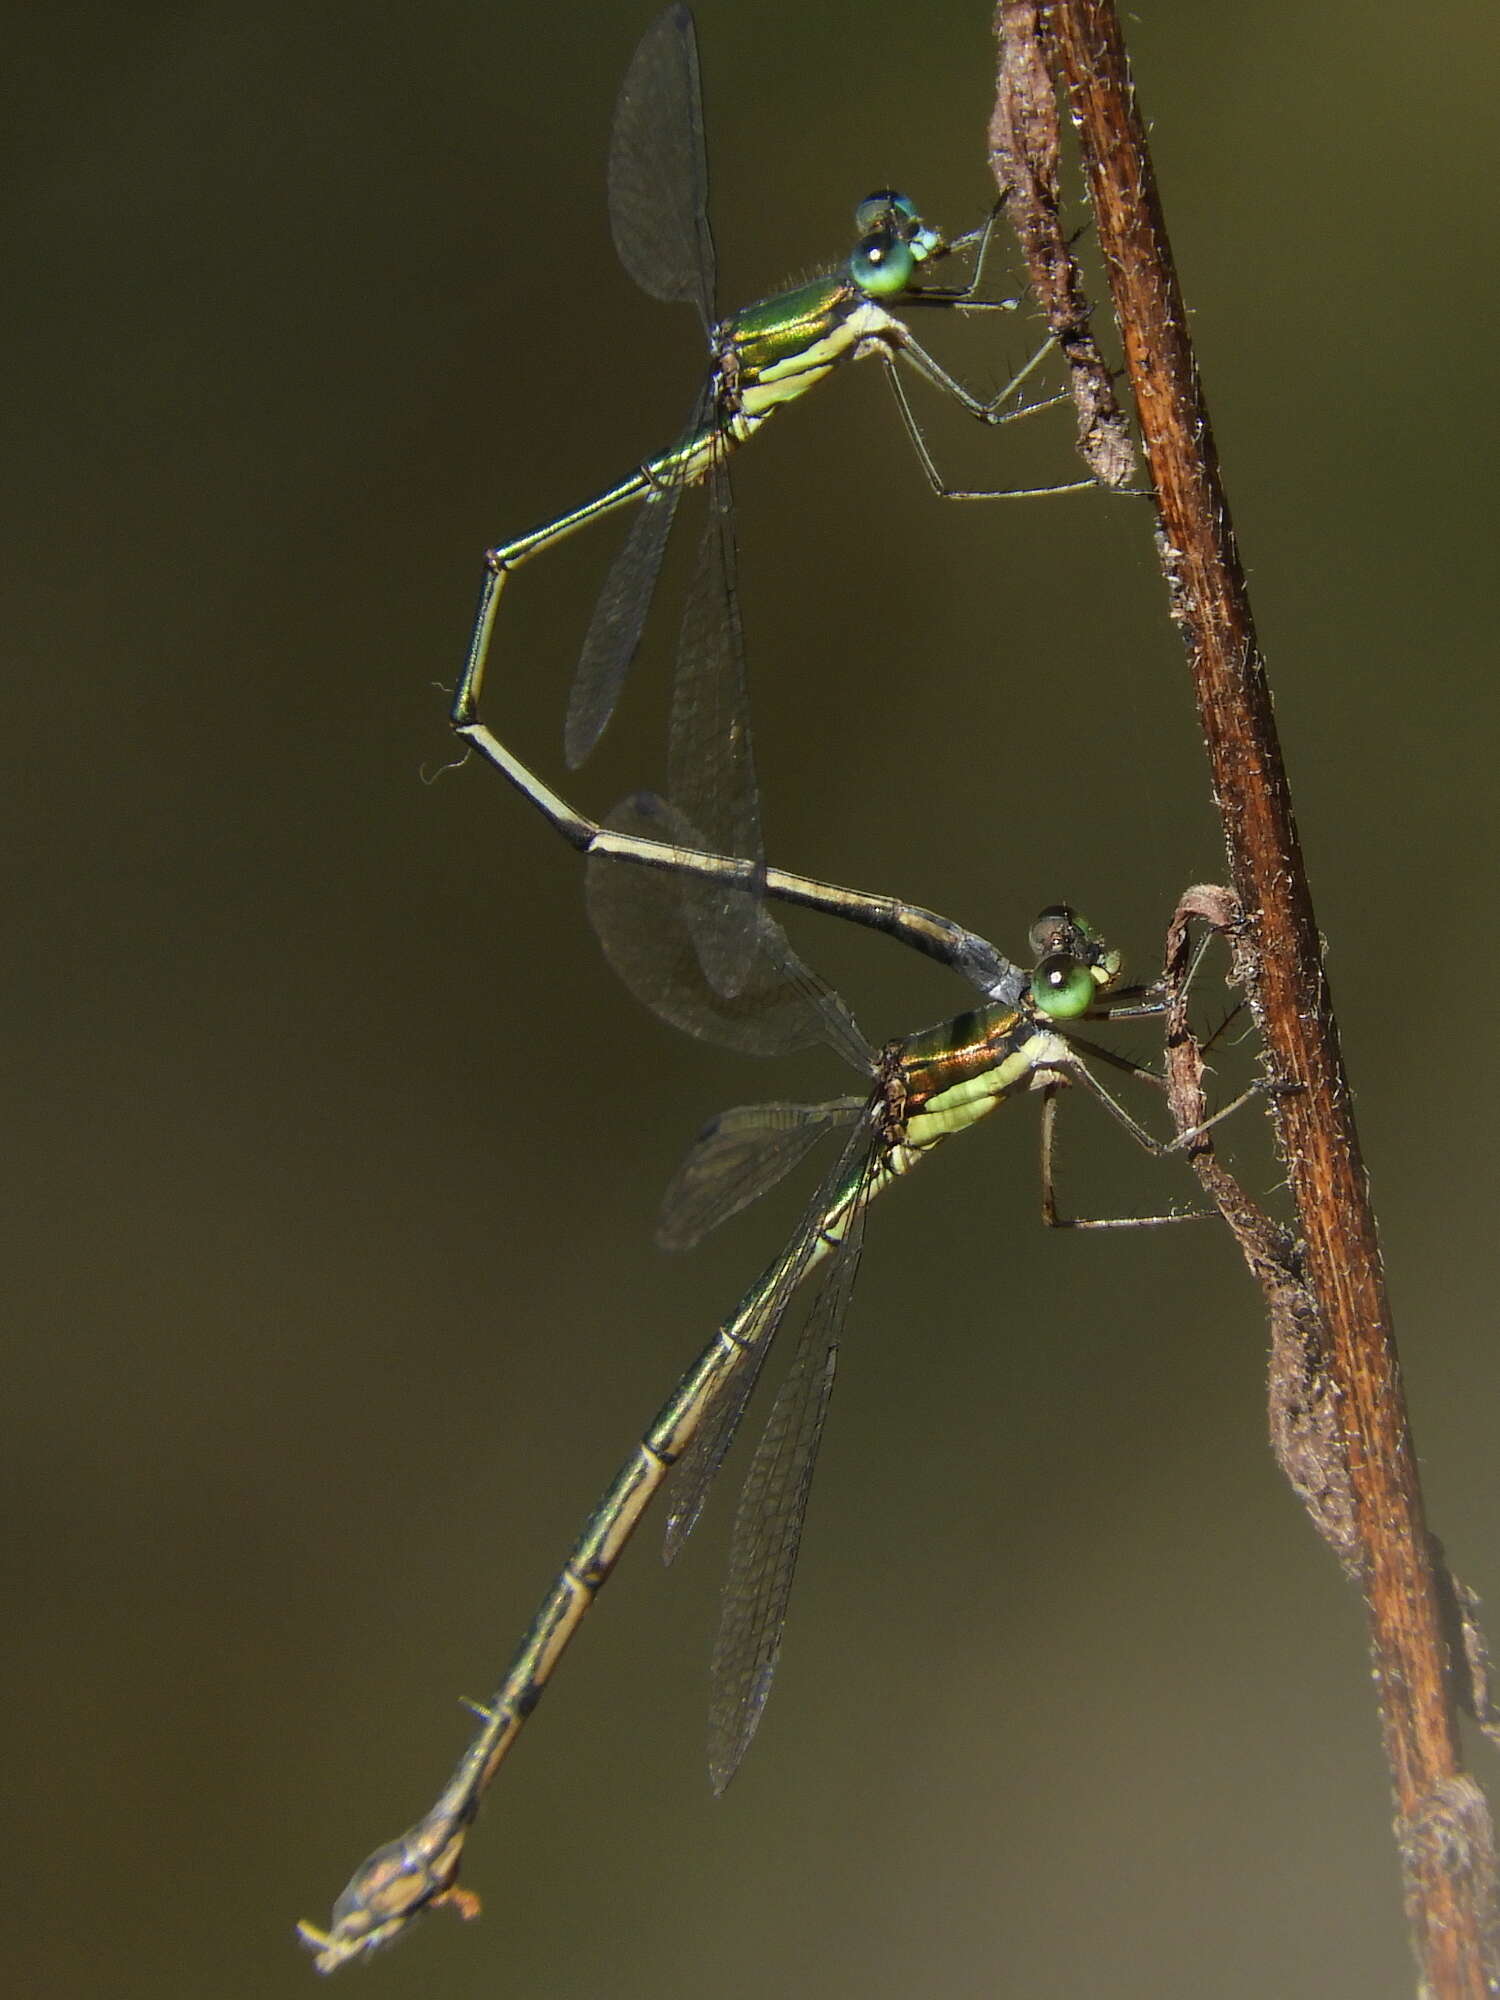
850,228,917,297
1030,952,1098,1020
1026,907,1121,998
853,189,918,235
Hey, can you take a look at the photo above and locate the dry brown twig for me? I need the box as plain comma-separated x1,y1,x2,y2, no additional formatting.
989,3,1500,1990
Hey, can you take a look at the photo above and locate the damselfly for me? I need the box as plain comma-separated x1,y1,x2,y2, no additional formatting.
299,764,1243,1972
457,5,1097,986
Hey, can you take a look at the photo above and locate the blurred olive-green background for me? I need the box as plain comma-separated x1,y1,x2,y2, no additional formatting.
7,3,1498,1994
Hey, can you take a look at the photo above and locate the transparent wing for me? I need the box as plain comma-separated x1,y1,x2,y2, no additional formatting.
567,433,760,1002
667,453,761,993
607,3,715,323
568,2,724,770
586,793,873,1072
657,1098,865,1253
662,1108,877,1568
587,14,753,974
706,1147,876,1793
564,426,693,771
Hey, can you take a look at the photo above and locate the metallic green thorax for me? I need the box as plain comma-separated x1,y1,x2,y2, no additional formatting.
796,1005,1046,1259
719,275,856,399
630,278,899,482
898,1003,1062,1148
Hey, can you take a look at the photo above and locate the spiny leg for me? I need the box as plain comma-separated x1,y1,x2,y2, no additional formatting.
919,201,1009,304
881,349,1100,501
1038,1082,1203,1230
1037,1058,1276,1230
896,327,1073,429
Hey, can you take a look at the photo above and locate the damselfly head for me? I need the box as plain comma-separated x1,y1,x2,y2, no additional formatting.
1027,906,1125,1018
848,189,943,297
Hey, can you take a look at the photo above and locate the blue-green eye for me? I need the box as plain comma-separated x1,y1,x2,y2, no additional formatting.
850,229,916,297
854,189,918,235
1030,952,1098,1020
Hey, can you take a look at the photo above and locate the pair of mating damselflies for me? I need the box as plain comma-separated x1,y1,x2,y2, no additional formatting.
299,4,1209,1972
